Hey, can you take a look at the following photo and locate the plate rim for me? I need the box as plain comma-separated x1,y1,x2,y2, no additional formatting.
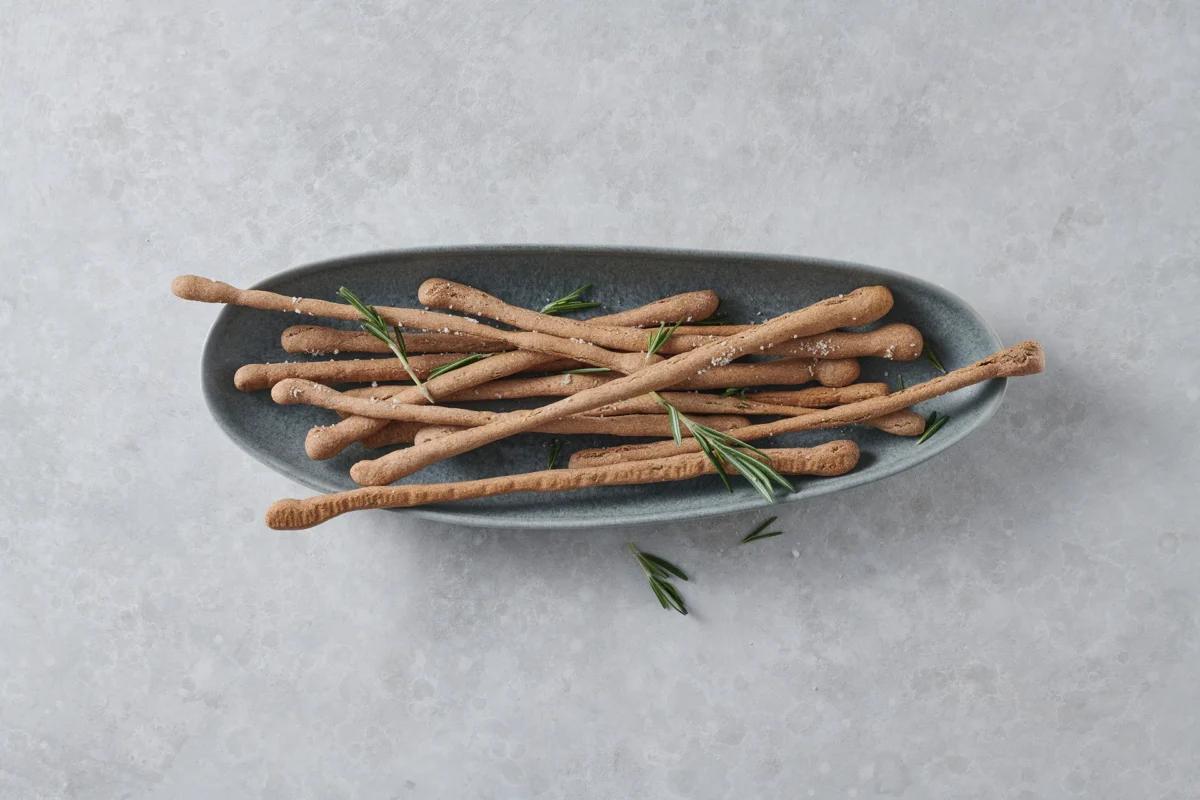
200,244,1007,530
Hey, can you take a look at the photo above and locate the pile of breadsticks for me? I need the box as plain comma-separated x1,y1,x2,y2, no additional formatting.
172,275,1044,529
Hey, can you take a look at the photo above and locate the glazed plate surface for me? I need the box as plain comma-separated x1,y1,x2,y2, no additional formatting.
201,246,1005,528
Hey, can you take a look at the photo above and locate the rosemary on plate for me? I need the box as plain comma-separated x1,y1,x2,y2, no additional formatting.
629,543,689,615
338,286,434,402
426,353,489,379
540,284,601,315
917,410,949,444
925,344,947,374
546,439,563,469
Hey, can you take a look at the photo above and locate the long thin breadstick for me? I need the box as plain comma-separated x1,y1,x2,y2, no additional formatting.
359,421,427,447
335,358,857,406
350,286,894,485
418,279,892,354
744,384,887,406
585,391,925,436
172,275,654,375
279,321,923,361
266,442,861,529
282,326,509,355
271,379,750,436
567,341,1046,468
233,354,531,392
302,292,722,459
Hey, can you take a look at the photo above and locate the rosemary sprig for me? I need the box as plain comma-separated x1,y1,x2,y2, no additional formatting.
721,387,747,398
560,366,612,375
540,284,601,315
896,373,906,391
629,543,688,615
338,286,434,402
645,320,682,360
917,410,949,444
652,393,793,502
426,353,489,380
546,439,563,469
925,344,947,374
643,321,791,502
740,516,783,544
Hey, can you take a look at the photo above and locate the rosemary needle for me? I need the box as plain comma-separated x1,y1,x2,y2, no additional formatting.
546,439,563,469
629,543,688,615
925,344,947,374
426,353,489,379
917,410,949,444
740,516,784,544
338,286,434,403
540,285,601,315
560,366,612,375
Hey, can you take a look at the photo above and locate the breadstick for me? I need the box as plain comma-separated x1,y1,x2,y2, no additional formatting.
272,378,749,436
418,279,891,354
350,286,894,485
358,421,426,447
281,326,509,355
280,321,921,364
672,323,922,361
233,354,505,392
266,442,860,529
566,340,1046,468
590,394,921,436
744,384,888,406
304,292,722,459
172,275,653,375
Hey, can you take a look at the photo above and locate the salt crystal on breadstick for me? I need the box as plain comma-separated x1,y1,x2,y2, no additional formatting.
567,341,1046,468
266,442,860,529
350,286,894,485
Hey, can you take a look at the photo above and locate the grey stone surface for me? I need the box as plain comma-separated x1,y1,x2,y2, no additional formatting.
1,1,1197,797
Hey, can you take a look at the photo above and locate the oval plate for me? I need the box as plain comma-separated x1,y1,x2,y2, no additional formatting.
201,246,1005,529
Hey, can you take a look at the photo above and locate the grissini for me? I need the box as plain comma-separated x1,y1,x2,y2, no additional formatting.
302,292,722,459
278,321,923,361
266,442,861,529
567,341,1046,468
233,354,525,392
171,274,654,375
350,286,894,485
271,379,750,437
418,278,892,354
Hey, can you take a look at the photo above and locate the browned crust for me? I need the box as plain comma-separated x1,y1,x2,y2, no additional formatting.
265,442,861,529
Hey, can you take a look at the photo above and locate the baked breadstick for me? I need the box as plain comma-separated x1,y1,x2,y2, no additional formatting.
280,321,921,363
744,384,888,406
567,341,1046,468
303,292,722,459
172,275,653,375
418,279,892,354
271,378,749,436
266,442,860,529
233,354,506,392
282,326,509,355
683,323,922,361
357,421,426,447
350,286,894,485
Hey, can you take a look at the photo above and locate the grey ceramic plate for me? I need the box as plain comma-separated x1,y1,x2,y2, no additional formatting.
201,246,1005,529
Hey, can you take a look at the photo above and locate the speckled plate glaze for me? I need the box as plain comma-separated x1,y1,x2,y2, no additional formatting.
201,246,1006,529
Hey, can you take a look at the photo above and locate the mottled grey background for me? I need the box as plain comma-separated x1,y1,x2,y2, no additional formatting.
2,1,1198,798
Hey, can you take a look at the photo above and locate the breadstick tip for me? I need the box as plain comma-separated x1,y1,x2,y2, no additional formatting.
265,498,321,530
271,378,312,405
417,278,457,307
233,364,266,391
349,459,385,486
172,275,237,303
1002,340,1046,376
